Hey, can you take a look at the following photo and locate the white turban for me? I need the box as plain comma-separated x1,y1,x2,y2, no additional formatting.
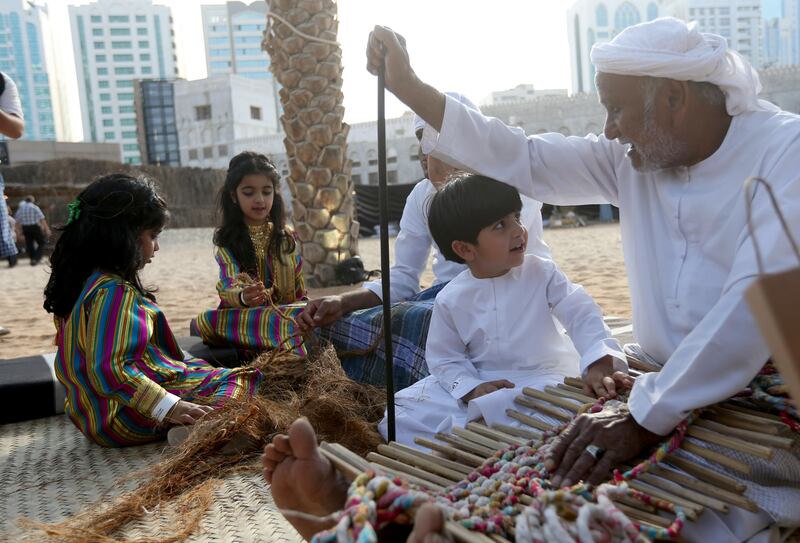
414,91,478,134
591,17,772,116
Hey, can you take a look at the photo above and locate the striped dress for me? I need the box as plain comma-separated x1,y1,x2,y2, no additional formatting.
195,232,307,354
55,272,264,447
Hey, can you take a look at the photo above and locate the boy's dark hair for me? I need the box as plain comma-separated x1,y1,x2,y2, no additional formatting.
427,173,522,264
213,151,294,276
44,174,169,318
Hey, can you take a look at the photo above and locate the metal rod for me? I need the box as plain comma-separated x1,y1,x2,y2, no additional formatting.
377,60,396,442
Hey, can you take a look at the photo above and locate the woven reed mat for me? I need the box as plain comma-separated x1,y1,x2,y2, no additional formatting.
0,415,303,542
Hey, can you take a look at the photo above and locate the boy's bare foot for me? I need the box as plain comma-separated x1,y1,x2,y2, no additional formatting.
262,418,348,540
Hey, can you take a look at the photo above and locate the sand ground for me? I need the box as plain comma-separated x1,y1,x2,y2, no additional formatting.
0,223,629,359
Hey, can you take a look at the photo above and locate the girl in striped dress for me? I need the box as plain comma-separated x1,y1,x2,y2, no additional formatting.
43,174,264,447
194,152,307,356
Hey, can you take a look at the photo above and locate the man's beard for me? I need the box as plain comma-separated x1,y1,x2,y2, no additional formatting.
632,89,688,172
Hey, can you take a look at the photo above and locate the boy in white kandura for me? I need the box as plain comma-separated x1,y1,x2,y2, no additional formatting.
379,173,628,447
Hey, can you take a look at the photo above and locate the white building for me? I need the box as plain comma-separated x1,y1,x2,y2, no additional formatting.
0,0,56,141
481,84,568,106
69,0,177,164
567,0,765,94
175,74,280,169
666,0,762,68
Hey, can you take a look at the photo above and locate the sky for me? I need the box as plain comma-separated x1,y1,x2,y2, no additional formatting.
44,0,574,137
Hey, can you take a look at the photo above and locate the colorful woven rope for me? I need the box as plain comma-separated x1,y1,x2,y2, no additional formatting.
312,391,696,542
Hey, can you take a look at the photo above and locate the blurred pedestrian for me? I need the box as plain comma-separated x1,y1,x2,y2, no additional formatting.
15,195,50,265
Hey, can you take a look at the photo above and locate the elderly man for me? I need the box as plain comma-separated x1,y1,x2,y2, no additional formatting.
362,16,800,540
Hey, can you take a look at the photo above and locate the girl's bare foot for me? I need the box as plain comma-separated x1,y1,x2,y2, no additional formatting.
261,418,348,540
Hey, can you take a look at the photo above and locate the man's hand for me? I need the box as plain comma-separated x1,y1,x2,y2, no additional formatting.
297,296,345,332
165,400,213,425
366,26,414,95
460,379,515,403
583,355,634,398
543,407,662,488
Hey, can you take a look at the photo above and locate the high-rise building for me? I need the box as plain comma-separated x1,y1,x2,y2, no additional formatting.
0,0,55,141
762,0,800,67
567,0,766,95
201,1,280,132
69,0,177,164
134,79,179,166
201,1,269,79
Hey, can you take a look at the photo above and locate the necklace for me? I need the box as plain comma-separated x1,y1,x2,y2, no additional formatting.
248,222,273,264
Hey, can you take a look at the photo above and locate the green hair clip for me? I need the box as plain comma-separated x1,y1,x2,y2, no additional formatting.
66,199,82,225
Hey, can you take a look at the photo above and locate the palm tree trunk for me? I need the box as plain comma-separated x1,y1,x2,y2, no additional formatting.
264,0,358,287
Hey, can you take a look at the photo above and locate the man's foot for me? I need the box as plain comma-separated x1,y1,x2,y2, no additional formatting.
0,326,9,336
408,503,452,543
262,418,349,540
264,418,452,542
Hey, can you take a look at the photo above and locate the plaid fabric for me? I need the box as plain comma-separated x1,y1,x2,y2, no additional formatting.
316,283,448,390
0,176,17,259
14,201,44,225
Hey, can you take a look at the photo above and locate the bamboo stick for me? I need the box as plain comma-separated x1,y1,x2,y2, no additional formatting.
491,423,542,441
368,461,445,492
646,464,758,512
522,387,582,412
687,426,774,459
506,409,556,433
723,400,786,422
563,376,586,389
328,442,372,472
627,480,702,520
681,442,751,475
636,472,728,513
665,456,746,494
694,418,795,449
514,395,572,421
556,383,597,403
377,445,465,482
452,427,506,452
414,437,485,467
548,385,594,404
611,492,659,514
367,452,455,488
319,443,362,481
625,353,661,373
466,422,527,446
612,501,673,529
710,406,788,433
387,442,473,475
705,413,782,435
436,433,497,458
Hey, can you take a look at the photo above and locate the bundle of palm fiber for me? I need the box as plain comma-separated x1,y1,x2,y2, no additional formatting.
23,343,386,543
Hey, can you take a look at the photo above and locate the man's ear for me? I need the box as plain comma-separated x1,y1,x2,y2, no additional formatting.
664,80,690,125
451,240,476,262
